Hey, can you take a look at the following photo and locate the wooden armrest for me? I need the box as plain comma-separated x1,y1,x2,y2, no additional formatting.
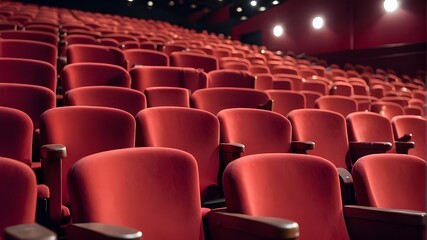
220,143,245,166
4,224,56,240
291,141,315,154
395,141,415,154
349,142,392,163
258,99,273,111
396,133,412,142
67,223,142,240
337,168,354,205
208,211,299,240
40,144,67,226
344,205,426,240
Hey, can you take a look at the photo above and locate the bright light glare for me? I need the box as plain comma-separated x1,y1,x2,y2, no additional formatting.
250,1,257,7
236,7,243,12
259,6,266,11
384,0,398,12
147,1,153,6
240,16,248,20
272,0,279,5
273,25,284,37
312,16,324,29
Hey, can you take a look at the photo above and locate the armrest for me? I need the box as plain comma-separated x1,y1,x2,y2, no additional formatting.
337,168,354,205
40,144,67,226
219,143,245,166
4,224,56,240
344,205,426,240
395,141,415,154
396,133,412,142
349,141,392,163
208,211,299,240
291,141,315,154
258,99,273,111
67,223,142,240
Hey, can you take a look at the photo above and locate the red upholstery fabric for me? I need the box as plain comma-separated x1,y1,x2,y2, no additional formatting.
223,153,350,240
347,111,397,153
330,82,354,96
218,108,292,156
40,106,136,205
0,83,55,129
65,86,147,116
170,52,218,73
64,34,99,45
0,107,33,165
288,109,351,169
0,157,37,237
69,147,205,240
270,65,299,75
302,80,328,95
315,95,358,117
61,62,131,94
136,107,221,202
124,49,169,68
300,90,322,108
191,87,271,115
0,57,56,92
0,39,57,67
207,69,255,88
144,87,190,107
253,73,273,90
371,101,404,121
352,154,426,211
130,66,207,93
272,74,303,91
66,44,127,69
0,30,58,46
392,115,427,159
266,90,305,117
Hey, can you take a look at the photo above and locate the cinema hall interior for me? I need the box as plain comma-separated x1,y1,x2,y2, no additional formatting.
0,0,425,239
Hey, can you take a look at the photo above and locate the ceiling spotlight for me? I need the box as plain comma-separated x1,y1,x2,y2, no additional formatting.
168,1,175,6
272,0,279,5
236,7,243,12
250,1,257,7
127,0,134,2
259,6,266,11
190,4,197,9
384,0,398,12
241,16,248,20
147,1,153,7
312,16,324,29
273,25,284,37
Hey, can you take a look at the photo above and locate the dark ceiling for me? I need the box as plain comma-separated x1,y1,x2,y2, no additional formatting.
20,0,285,34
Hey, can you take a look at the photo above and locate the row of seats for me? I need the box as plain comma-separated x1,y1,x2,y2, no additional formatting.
1,104,425,219
0,57,425,122
1,140,425,239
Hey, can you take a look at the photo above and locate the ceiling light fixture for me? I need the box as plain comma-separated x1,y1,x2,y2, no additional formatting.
236,7,243,12
250,1,257,7
147,1,153,7
384,0,399,12
272,0,279,5
259,6,266,11
241,16,248,20
273,25,284,37
312,16,324,29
